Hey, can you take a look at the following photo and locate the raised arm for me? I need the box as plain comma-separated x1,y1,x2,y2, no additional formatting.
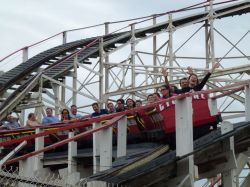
161,68,170,87
195,62,220,91
161,67,176,94
187,66,194,75
209,62,220,74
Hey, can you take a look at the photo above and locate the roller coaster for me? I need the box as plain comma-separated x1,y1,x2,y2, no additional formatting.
1,0,250,186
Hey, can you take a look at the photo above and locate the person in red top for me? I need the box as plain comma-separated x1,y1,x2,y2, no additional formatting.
126,98,136,110
159,85,172,99
147,94,155,104
153,92,161,102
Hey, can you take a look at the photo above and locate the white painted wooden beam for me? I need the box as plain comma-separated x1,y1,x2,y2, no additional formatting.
93,122,101,174
117,116,127,158
0,141,27,168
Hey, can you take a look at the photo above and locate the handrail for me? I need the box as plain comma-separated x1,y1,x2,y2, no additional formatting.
1,79,250,147
3,115,125,166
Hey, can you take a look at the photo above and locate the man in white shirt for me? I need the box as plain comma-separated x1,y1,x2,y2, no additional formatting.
2,113,21,129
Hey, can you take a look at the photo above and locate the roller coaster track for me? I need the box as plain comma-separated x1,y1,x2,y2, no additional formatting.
0,0,250,121
87,120,250,186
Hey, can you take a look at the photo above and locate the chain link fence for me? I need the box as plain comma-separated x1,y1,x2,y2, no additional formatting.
0,166,64,187
0,166,123,187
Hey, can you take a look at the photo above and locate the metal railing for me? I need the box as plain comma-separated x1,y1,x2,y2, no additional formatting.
0,166,64,187
0,166,128,187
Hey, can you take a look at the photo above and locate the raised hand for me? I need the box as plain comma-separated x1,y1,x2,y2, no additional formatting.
161,68,168,77
161,67,170,86
210,62,220,73
187,66,193,74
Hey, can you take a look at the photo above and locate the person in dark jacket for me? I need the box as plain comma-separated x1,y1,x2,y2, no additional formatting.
175,62,220,93
91,102,108,117
116,99,126,112
162,62,220,94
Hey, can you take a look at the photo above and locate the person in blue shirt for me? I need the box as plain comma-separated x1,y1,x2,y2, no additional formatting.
91,102,108,117
70,104,82,119
2,113,21,130
42,107,60,124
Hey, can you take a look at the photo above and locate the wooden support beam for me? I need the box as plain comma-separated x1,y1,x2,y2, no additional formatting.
93,122,101,174
221,138,237,187
245,85,250,121
0,141,27,167
117,116,127,158
66,131,80,186
100,126,113,171
34,128,44,171
68,131,77,174
167,96,194,187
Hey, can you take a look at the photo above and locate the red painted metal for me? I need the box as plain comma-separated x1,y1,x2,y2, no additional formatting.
1,81,249,147
138,93,218,133
0,113,124,147
209,175,221,187
3,115,125,166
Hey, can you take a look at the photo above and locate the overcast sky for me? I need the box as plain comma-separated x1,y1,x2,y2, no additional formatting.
0,0,221,59
1,0,249,77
